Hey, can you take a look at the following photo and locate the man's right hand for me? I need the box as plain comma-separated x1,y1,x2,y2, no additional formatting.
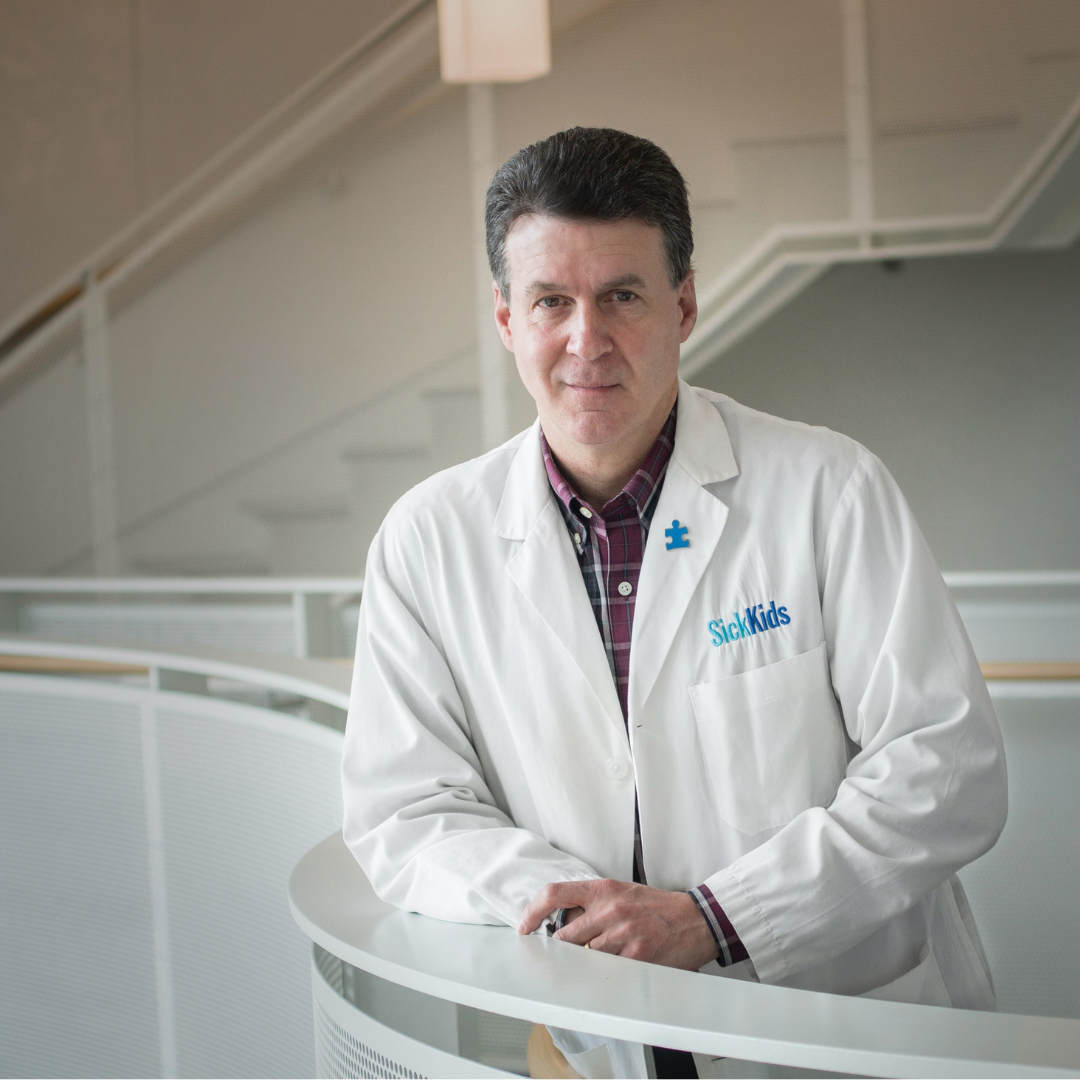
520,879,718,971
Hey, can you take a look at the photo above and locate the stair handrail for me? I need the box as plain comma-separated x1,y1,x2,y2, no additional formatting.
0,0,436,378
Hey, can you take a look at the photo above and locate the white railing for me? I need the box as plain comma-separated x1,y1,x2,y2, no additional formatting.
0,637,347,1078
2,620,1079,1076
4,573,1080,678
293,833,1080,1078
944,571,1080,589
0,576,363,659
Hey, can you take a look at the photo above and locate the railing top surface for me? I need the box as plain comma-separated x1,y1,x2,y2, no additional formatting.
0,634,351,709
0,577,364,595
943,571,1080,588
290,833,1080,1079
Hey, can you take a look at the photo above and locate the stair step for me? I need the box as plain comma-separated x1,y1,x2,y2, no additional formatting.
243,498,359,576
341,446,431,559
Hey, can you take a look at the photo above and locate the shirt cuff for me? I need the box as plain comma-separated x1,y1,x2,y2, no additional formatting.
688,884,749,967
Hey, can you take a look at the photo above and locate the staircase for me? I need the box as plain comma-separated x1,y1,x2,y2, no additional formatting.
240,386,482,576
2,0,1080,578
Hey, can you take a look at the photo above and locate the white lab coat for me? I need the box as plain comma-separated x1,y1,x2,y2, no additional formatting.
342,379,1006,1037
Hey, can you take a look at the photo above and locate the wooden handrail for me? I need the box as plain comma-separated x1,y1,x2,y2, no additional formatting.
0,655,146,675
2,653,1077,682
981,662,1080,680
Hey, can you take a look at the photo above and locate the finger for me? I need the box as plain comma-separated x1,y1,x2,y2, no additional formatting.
579,927,631,957
518,881,596,934
554,909,605,946
557,911,600,946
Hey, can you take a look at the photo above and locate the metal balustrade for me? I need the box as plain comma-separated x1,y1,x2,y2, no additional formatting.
1,594,1079,1077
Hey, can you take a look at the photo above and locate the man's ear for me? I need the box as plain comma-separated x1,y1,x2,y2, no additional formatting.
677,271,698,344
493,281,514,352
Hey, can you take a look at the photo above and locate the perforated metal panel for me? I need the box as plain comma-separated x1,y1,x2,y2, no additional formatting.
0,681,160,1078
0,673,344,1078
960,696,1080,1021
310,955,517,1079
314,996,426,1079
474,1011,532,1075
156,700,343,1078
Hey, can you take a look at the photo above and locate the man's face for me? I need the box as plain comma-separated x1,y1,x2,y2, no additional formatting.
494,215,697,454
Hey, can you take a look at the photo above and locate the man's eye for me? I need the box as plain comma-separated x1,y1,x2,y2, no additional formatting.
538,296,562,308
612,290,636,302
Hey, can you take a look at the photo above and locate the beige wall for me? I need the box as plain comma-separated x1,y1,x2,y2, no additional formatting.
0,0,409,323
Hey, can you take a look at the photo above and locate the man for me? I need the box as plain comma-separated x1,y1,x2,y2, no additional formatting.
342,128,1006,1078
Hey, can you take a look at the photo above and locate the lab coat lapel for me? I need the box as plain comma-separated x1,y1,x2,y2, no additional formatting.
495,423,627,740
629,381,739,712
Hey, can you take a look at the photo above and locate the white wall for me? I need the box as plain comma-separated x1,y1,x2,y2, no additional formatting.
0,337,93,574
696,243,1080,571
108,87,476,532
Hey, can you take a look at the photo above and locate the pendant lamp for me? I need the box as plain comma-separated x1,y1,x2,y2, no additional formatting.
438,0,551,83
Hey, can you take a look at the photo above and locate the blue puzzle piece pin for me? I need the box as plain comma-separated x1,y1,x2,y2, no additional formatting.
665,519,690,550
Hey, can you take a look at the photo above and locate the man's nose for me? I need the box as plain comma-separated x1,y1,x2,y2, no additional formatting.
566,302,613,362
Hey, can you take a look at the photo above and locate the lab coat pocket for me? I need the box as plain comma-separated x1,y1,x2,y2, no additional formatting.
690,642,848,835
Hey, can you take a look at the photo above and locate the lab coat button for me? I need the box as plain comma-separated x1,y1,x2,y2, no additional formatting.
606,758,630,780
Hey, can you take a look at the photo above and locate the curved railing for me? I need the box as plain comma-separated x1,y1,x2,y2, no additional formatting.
3,583,1080,1078
0,636,346,1078
290,833,1080,1079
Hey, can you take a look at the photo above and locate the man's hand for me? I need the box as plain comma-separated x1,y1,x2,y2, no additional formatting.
518,879,718,971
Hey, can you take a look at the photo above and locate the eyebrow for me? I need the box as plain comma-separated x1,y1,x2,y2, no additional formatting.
523,273,648,298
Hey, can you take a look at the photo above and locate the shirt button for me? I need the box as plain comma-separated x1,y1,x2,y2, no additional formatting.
606,758,630,780
579,507,593,519
617,581,633,597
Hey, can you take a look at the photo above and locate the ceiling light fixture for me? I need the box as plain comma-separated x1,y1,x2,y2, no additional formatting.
438,0,551,83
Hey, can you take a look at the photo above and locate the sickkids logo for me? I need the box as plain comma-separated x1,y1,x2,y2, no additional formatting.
708,600,790,647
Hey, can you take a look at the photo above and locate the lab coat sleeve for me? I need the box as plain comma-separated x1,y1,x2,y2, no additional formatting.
700,452,1007,984
341,519,600,927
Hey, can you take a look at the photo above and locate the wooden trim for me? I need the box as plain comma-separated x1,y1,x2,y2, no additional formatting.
0,655,147,675
2,654,1077,682
4,652,1075,678
526,1024,581,1079
0,281,84,364
981,662,1080,680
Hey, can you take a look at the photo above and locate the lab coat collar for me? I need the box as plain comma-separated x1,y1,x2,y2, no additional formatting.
492,379,737,540
493,415,549,541
671,377,739,487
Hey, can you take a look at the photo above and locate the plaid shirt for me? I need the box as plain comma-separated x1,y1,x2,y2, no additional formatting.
541,404,747,967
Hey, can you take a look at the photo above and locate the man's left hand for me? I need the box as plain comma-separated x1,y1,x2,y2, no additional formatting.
518,879,718,971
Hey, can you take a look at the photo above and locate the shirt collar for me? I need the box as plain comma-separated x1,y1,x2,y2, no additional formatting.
540,402,677,525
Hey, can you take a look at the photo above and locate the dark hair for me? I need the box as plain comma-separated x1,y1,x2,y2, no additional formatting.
485,127,693,299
